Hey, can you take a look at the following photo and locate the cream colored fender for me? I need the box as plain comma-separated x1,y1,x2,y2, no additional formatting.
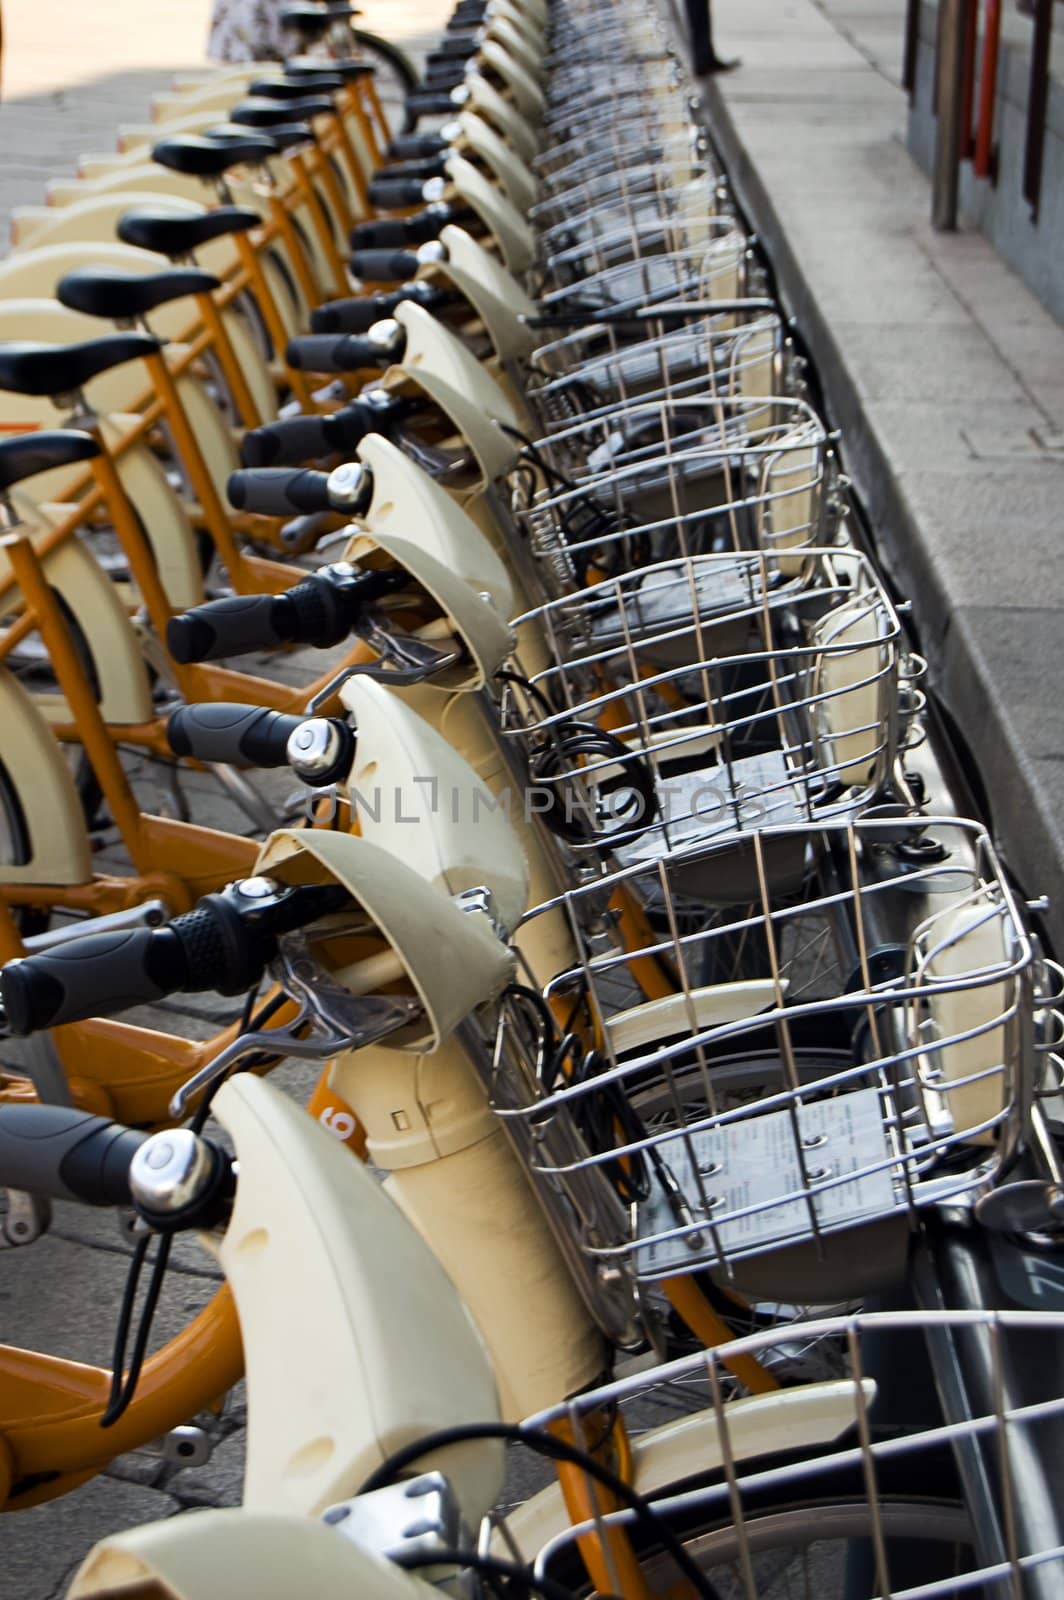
0,302,205,612
757,414,825,577
465,71,539,165
355,430,517,616
0,664,92,888
503,1378,878,1561
810,588,891,788
445,151,535,277
480,15,544,81
211,1073,505,1519
256,827,514,1052
486,0,547,49
8,190,298,368
455,110,538,214
0,247,248,503
478,39,544,121
6,490,154,727
21,165,314,330
433,223,538,363
337,676,529,934
342,529,514,693
388,300,523,487
69,1508,429,1600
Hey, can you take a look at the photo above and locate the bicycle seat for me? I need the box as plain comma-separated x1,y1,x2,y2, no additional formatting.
251,73,343,98
285,55,374,81
209,120,314,153
229,97,334,128
117,206,262,258
152,133,278,178
0,428,101,491
0,334,162,397
56,266,221,321
281,3,359,32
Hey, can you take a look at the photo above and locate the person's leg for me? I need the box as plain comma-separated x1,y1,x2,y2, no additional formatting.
682,0,740,75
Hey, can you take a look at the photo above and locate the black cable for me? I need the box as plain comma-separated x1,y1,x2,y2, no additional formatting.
393,1548,577,1600
101,980,287,1428
358,1420,721,1600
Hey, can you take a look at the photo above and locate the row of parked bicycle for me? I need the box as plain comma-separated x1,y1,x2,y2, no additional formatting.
0,0,1062,1595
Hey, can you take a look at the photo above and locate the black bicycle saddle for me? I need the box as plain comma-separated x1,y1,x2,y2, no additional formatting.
152,133,278,178
229,96,334,128
56,267,221,322
0,429,101,491
0,335,163,397
117,207,261,258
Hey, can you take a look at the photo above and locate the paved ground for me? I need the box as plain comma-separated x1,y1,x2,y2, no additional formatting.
700,0,1064,953
0,3,450,1593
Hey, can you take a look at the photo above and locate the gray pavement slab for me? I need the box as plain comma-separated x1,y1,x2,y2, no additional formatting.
700,0,1064,948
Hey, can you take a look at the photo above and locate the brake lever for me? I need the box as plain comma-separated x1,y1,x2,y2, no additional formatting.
306,623,463,712
168,933,423,1118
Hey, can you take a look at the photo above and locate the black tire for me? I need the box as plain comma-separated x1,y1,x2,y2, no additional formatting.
351,28,421,136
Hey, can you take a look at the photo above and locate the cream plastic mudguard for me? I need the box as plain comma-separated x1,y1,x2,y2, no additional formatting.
5,491,154,727
445,152,535,276
0,664,92,887
917,896,1014,1146
436,223,538,363
481,16,543,82
390,301,523,486
502,1378,877,1560
254,828,514,1052
338,677,529,936
342,530,514,692
69,1509,428,1600
456,110,538,214
355,431,517,618
213,1075,504,1519
478,38,544,120
811,592,889,788
465,71,539,164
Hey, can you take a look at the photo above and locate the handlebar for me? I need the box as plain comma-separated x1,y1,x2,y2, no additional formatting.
0,879,350,1034
348,248,422,284
285,330,399,374
166,562,408,663
168,703,355,784
0,1104,148,1206
350,202,461,251
227,464,371,518
239,394,401,468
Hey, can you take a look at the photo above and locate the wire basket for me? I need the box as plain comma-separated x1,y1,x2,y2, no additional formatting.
491,817,1046,1290
501,549,917,869
511,397,832,594
498,1309,1064,1600
533,228,749,324
532,108,704,183
527,311,787,430
533,129,713,212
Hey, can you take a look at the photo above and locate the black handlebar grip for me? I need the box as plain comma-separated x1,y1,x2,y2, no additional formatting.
1,926,199,1034
349,248,421,282
376,157,445,183
430,35,480,59
0,1104,147,1206
404,89,462,119
167,704,306,767
312,281,445,333
368,175,431,209
228,466,334,515
167,593,286,664
351,206,450,250
386,134,447,160
239,412,336,467
285,333,394,374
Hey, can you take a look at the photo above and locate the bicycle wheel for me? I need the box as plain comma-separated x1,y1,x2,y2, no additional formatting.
629,1498,974,1599
352,28,420,137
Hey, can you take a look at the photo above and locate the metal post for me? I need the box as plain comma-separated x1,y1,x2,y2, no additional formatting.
932,0,970,229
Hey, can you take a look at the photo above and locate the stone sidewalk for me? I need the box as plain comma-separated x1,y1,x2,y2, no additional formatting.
699,0,1064,953
0,2,449,1593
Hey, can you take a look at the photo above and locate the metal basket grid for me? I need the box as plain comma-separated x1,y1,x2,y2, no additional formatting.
501,548,914,865
533,164,723,262
531,108,703,182
537,207,738,297
492,817,1041,1282
511,397,831,594
533,229,748,323
526,311,786,432
495,1309,1064,1600
533,129,712,212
